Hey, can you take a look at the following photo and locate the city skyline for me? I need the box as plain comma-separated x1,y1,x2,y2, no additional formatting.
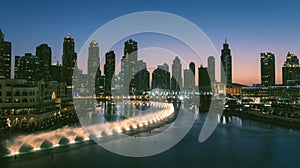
1,0,300,85
4,28,300,87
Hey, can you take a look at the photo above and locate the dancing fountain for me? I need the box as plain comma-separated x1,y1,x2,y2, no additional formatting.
4,101,175,157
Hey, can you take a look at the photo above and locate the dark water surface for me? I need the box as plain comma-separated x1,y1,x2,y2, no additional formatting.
1,111,300,168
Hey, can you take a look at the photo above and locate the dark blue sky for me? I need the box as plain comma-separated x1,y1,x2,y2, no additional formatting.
1,0,300,84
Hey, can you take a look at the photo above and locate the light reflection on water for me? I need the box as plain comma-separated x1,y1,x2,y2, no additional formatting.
1,102,300,167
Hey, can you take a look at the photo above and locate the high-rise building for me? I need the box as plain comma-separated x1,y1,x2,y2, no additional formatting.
184,69,194,90
220,39,232,86
15,53,39,81
95,67,105,96
208,56,215,82
198,65,211,89
36,44,52,81
152,66,170,90
282,52,300,85
88,40,100,79
104,51,115,95
135,60,150,93
121,39,138,94
158,63,169,72
189,62,195,87
171,56,182,91
189,62,195,76
260,52,275,86
62,34,77,85
0,29,12,79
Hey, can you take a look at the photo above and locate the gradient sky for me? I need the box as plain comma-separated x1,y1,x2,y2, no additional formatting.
1,0,300,85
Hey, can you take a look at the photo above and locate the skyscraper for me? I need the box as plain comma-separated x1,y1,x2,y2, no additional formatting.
0,29,12,79
62,34,77,85
88,40,100,79
104,51,115,95
208,56,215,82
121,39,138,94
260,52,275,86
158,63,169,72
152,66,170,90
184,69,194,90
36,44,52,81
189,62,195,76
171,56,182,91
135,60,150,93
198,65,210,89
189,62,195,87
282,52,300,85
220,39,232,86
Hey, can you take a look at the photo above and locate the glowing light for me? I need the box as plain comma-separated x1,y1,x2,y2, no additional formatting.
117,128,123,133
33,147,41,151
52,144,60,147
69,140,76,144
10,152,20,155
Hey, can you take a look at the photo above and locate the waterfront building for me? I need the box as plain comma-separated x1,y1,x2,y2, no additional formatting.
0,79,69,129
282,52,300,86
121,39,138,94
171,56,182,91
152,65,171,90
261,52,275,86
220,39,232,87
242,85,300,104
207,56,215,82
198,65,211,91
135,60,150,93
62,34,77,85
104,51,115,96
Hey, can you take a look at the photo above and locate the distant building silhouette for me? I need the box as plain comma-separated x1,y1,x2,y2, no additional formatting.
220,39,232,86
104,51,115,96
87,40,102,97
0,29,12,79
189,62,195,87
207,56,215,82
184,69,194,90
171,56,182,91
261,52,275,86
152,65,170,90
282,52,300,85
62,34,77,85
121,39,138,94
88,40,100,80
135,60,150,93
36,44,52,81
198,65,211,90
158,63,169,72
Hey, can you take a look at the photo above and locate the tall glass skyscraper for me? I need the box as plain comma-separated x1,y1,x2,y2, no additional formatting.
220,39,232,87
260,52,275,86
62,34,77,85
